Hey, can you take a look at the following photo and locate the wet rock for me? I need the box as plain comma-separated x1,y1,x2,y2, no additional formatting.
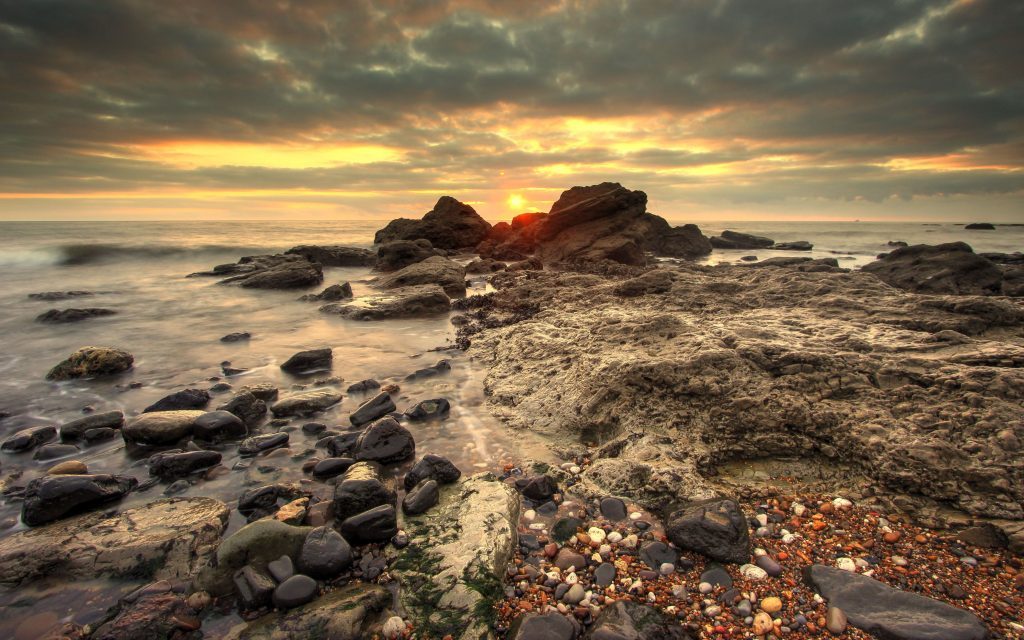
235,564,276,609
772,240,813,251
965,222,996,230
280,348,333,374
375,255,467,297
267,555,294,583
339,504,397,544
219,390,268,426
555,547,587,571
1,425,57,452
123,410,205,446
402,479,439,515
600,496,627,521
710,230,775,249
240,383,279,402
666,498,750,564
270,389,342,418
238,485,284,513
405,359,451,380
299,282,353,302
956,523,1008,549
33,443,79,460
349,391,396,426
405,398,451,421
206,254,323,289
46,346,134,380
28,290,94,300
220,331,251,342
298,526,352,578
273,574,318,609
312,457,355,480
193,410,247,441
36,308,116,323
194,519,311,597
91,590,199,640
699,563,733,588
47,460,88,475
353,416,415,464
594,562,616,587
756,553,783,577
346,379,381,394
85,427,117,442
320,284,451,320
640,541,678,570
59,410,124,441
284,244,376,267
584,600,692,638
0,497,228,586
517,474,558,502
21,474,137,526
239,432,289,456
333,461,396,522
403,453,462,491
326,432,360,457
552,516,582,543
149,450,222,479
804,564,988,640
862,242,1007,296
375,196,492,250
144,388,210,412
274,497,308,525
229,583,391,640
508,611,580,640
375,238,446,272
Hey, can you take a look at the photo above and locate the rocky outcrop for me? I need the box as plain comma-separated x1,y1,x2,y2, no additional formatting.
1,425,57,452
227,583,392,640
376,239,446,272
36,308,117,323
298,282,352,302
862,242,1012,296
374,255,467,297
320,284,451,320
375,196,492,250
709,230,774,249
0,497,228,585
284,244,376,267
392,473,520,640
46,346,134,380
193,254,323,289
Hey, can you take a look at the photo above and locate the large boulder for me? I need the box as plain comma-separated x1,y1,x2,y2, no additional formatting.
196,254,323,289
374,196,492,250
353,416,415,464
279,348,332,374
227,583,391,640
46,346,134,380
376,239,446,272
709,230,775,249
375,255,467,297
0,497,228,586
21,474,139,526
803,564,989,640
320,284,451,320
665,498,750,564
284,245,376,267
269,389,342,417
393,473,520,639
122,410,206,446
862,242,1008,296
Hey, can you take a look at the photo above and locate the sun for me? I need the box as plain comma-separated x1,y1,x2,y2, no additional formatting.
507,194,526,211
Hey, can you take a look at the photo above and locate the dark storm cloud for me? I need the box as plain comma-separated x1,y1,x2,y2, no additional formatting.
0,0,1021,212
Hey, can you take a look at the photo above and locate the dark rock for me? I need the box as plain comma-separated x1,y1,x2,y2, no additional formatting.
349,392,396,426
965,223,995,230
346,379,381,394
551,517,582,543
756,554,783,577
192,410,247,441
518,475,557,502
374,196,492,250
239,432,289,456
90,591,198,640
193,519,310,597
862,242,1007,296
21,474,138,526
273,574,318,609
299,282,353,302
220,331,251,342
123,410,205,446
60,410,124,441
36,308,116,323
640,541,678,570
298,526,352,579
956,524,1008,549
270,389,342,418
312,457,355,480
240,383,279,402
280,348,333,374
402,479,439,515
584,600,692,639
339,504,398,544
219,391,268,426
508,611,580,640
772,241,813,251
84,427,117,442
594,562,616,587
33,443,79,460
803,564,988,640
144,388,210,413
405,359,451,380
554,547,587,571
301,422,326,434
238,485,282,513
284,245,376,267
320,284,451,320
28,290,94,301
375,256,467,297
375,239,446,272
2,425,57,452
267,555,294,583
710,230,775,249
234,564,276,609
202,254,323,289
148,450,222,479
403,453,462,491
325,433,359,457
667,499,750,564
600,497,628,521
405,398,451,421
46,346,134,380
333,461,396,521
700,563,733,588
232,583,391,639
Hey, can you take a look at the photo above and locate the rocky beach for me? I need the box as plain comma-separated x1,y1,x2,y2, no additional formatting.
0,183,1022,640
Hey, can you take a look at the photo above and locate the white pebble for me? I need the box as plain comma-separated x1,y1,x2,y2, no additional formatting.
891,555,908,567
523,509,536,521
607,531,623,543
781,533,796,544
753,547,768,557
529,523,545,530
588,527,606,543
755,514,769,527
381,616,405,639
660,562,675,575
599,544,611,556
792,502,806,517
565,572,579,584
740,564,768,581
698,582,713,594
705,605,722,617
647,591,657,603
570,465,581,474
836,557,857,572
591,552,603,563
833,497,853,509
629,512,642,520
621,534,638,548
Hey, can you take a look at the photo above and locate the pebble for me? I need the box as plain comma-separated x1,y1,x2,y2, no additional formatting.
607,531,622,543
836,557,857,572
587,527,606,544
735,599,752,617
47,460,88,475
826,606,848,633
186,591,211,610
564,583,585,605
760,596,782,614
272,574,317,609
381,615,405,639
594,563,615,587
752,611,774,634
523,509,536,521
698,582,713,594
659,562,675,576
740,564,768,581
704,605,721,617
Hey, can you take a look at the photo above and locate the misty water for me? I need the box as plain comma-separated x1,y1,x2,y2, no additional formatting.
0,219,1021,636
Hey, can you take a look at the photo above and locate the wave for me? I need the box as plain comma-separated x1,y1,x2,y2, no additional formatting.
0,243,281,267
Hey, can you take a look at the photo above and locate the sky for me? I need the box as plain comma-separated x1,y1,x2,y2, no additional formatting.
0,0,1022,223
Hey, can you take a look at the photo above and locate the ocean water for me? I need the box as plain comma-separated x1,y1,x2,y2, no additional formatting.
0,219,1020,636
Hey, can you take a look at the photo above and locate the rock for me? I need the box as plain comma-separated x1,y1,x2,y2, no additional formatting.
48,460,88,475
299,282,353,302
956,524,1008,549
312,457,355,479
508,612,579,640
221,331,251,342
405,398,451,421
325,432,360,457
194,519,311,597
28,290,94,300
1,425,57,452
219,391,268,426
594,562,616,587
552,517,582,543
862,242,1007,296
699,563,732,588
613,269,675,297
639,541,678,570
270,389,342,417
0,496,226,587
394,474,520,639
240,383,280,402
144,388,210,412
772,240,813,251
583,600,691,638
402,479,439,515
755,553,783,577
466,258,506,274
59,410,124,441
965,223,995,230
280,348,333,374
374,196,492,250
272,574,318,609
564,583,585,604
31,442,77,460
229,583,391,640
333,461,396,522
235,564,276,609
320,284,451,320
405,359,451,380
284,244,376,267
274,497,308,524
46,346,134,380
760,596,782,614
555,547,587,571
21,474,137,526
381,616,406,640
149,450,222,479
346,379,381,394
353,416,415,464
267,555,294,583
90,591,199,640
238,485,283,513
826,606,848,634
403,453,462,491
803,564,988,640
239,432,289,456
204,254,324,289
666,498,750,564
375,256,467,297
375,239,446,272
85,427,117,442
193,410,247,441
710,230,775,249
297,526,352,579
349,392,396,426
123,410,205,446
518,474,557,502
36,308,117,323
339,504,397,544
600,497,627,521
752,611,774,635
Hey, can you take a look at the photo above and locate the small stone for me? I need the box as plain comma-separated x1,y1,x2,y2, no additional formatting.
753,611,774,635
740,564,768,581
600,497,627,521
267,555,295,583
760,596,782,614
826,606,847,634
587,527,606,544
47,460,88,475
564,583,585,605
382,615,406,639
594,563,616,587
836,557,857,572
272,574,318,609
659,562,675,576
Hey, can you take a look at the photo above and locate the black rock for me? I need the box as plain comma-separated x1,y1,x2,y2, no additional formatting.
21,474,137,526
771,241,813,251
756,554,783,577
965,222,995,230
640,541,678,570
349,392,396,427
280,348,333,375
594,562,616,587
404,359,451,380
517,475,557,502
1,425,57,452
218,390,267,427
402,479,439,515
862,242,1006,296
144,388,210,413
284,245,376,267
84,427,117,442
220,332,251,342
333,461,396,522
403,453,462,491
312,457,355,480
239,432,289,456
298,526,353,579
346,379,381,395
666,498,750,564
33,443,79,460
710,230,774,249
267,555,295,583
326,432,359,458
353,416,415,464
148,450,222,479
552,517,582,543
239,383,279,402
700,563,733,588
234,564,275,610
405,398,451,421
299,283,353,302
508,611,579,640
238,485,281,513
28,290,94,301
301,422,327,435
600,496,627,521
339,504,398,544
193,410,247,441
60,410,124,441
35,308,117,324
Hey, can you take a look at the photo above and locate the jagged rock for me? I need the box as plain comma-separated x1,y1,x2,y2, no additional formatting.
270,389,342,417
375,256,467,297
59,410,124,441
21,474,138,526
320,284,451,320
196,254,324,289
284,245,376,266
280,348,333,374
333,461,396,522
299,282,353,302
466,258,506,274
862,242,1007,296
91,589,200,640
235,565,276,609
353,416,415,464
46,346,134,380
2,425,57,452
122,410,205,446
375,196,492,250
144,388,210,412
405,359,451,380
710,230,775,249
227,583,391,640
36,308,116,323
403,453,462,491
219,390,268,426
375,239,446,272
